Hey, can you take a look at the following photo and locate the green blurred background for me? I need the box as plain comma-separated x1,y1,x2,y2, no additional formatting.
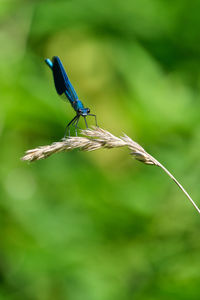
1,0,200,299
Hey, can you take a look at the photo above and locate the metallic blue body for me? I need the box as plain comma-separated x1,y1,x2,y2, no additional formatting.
45,56,97,137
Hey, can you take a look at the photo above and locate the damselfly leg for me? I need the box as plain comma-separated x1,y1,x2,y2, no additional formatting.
64,115,78,138
74,116,80,136
64,113,98,138
84,117,88,129
88,114,98,127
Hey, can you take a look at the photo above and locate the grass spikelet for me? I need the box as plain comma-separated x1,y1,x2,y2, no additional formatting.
21,127,200,214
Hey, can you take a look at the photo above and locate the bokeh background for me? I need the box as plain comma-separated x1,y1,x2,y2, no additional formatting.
1,1,200,299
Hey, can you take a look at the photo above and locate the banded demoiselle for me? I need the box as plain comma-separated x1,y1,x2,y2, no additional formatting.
45,56,97,137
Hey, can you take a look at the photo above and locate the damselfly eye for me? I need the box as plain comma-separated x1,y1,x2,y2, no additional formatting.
87,108,90,113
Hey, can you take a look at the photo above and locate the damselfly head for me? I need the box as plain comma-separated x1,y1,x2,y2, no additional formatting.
78,108,90,116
